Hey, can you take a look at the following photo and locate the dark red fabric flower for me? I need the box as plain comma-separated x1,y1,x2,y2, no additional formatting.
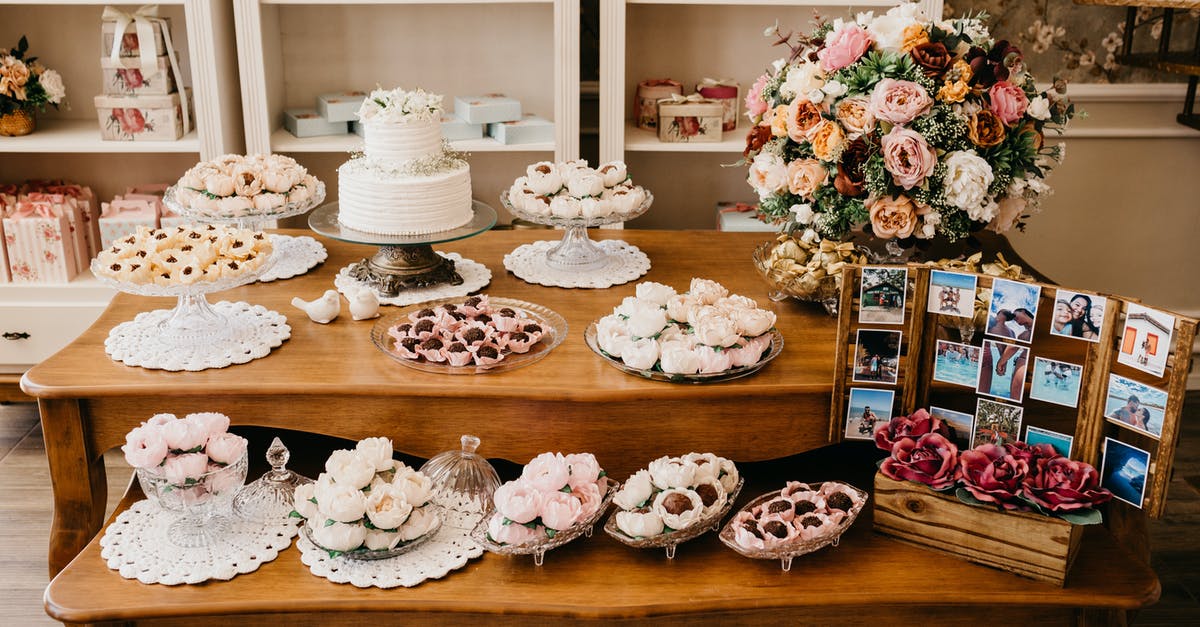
1021,456,1112,512
1004,441,1058,467
880,433,958,491
956,444,1030,511
874,408,952,452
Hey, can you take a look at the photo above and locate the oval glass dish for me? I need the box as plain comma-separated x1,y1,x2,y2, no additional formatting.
371,297,568,375
718,481,868,571
300,510,443,561
470,477,617,566
603,477,744,559
584,323,784,384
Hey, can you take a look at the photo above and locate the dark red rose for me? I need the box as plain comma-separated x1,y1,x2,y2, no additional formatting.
1021,457,1112,512
874,408,952,452
880,433,959,491
744,123,772,156
1004,441,1058,467
966,41,1023,89
910,42,951,79
678,116,700,137
957,444,1030,511
834,137,870,198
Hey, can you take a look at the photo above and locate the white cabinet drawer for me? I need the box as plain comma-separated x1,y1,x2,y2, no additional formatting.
0,305,108,372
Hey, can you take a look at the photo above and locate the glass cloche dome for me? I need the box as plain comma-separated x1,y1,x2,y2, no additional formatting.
419,435,501,518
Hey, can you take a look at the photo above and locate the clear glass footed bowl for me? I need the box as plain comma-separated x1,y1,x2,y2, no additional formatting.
301,507,443,561
584,322,785,384
419,435,502,514
751,241,841,316
470,477,617,566
136,451,249,548
604,477,744,559
163,180,327,225
500,186,653,229
90,250,276,298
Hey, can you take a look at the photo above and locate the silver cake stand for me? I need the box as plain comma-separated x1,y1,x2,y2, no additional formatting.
309,201,497,298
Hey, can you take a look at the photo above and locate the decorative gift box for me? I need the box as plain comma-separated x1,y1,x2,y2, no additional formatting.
94,89,192,141
317,91,367,123
716,202,776,232
36,183,100,258
635,79,683,130
454,94,521,125
696,78,740,132
99,196,159,249
20,193,89,273
486,114,553,145
101,10,170,59
441,113,482,141
285,109,348,138
657,95,723,143
100,53,176,95
3,203,79,283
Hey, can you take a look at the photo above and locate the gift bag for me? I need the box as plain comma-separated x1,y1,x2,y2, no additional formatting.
3,203,79,283
21,193,89,272
43,184,101,258
100,197,159,249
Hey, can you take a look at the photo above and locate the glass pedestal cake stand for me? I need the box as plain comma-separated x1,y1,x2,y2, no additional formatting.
500,189,653,289
91,255,291,371
163,183,329,283
309,201,497,307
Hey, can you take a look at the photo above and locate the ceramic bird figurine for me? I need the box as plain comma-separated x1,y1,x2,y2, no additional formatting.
291,289,341,324
349,288,381,321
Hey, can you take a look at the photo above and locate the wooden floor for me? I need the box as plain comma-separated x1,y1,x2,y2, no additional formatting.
2,397,1198,625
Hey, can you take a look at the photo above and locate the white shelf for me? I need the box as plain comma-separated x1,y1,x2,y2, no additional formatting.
0,274,115,302
269,128,554,154
624,120,748,153
261,0,552,4
0,119,199,154
0,0,185,5
627,0,894,5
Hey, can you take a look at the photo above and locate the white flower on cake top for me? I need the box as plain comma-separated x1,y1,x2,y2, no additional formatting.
507,160,649,220
173,153,322,217
357,86,444,124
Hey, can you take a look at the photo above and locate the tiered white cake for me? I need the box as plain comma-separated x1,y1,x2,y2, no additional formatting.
338,87,473,235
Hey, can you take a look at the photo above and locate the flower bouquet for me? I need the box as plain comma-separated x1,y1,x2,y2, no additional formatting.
604,453,743,558
0,37,66,136
471,452,615,565
122,412,249,548
743,3,1073,304
292,437,442,559
872,409,1111,585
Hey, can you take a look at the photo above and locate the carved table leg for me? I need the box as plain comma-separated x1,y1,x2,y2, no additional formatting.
39,398,107,577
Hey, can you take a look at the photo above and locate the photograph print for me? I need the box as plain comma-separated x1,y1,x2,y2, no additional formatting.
1101,437,1151,508
927,270,976,318
1029,357,1084,408
932,340,981,388
859,266,909,325
973,399,1024,448
1117,303,1176,378
985,278,1041,344
931,406,975,451
1105,374,1168,440
977,339,1029,403
1025,425,1074,458
844,387,896,440
852,329,902,385
1049,289,1105,343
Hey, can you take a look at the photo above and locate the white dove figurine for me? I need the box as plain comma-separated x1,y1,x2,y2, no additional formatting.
349,287,381,321
291,289,341,324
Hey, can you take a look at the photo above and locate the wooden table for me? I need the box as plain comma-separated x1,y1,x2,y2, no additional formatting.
24,229,1159,624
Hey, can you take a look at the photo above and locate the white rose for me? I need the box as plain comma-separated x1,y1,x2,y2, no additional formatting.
615,510,665,538
613,469,655,510
779,62,826,101
660,347,701,375
718,457,740,494
292,482,320,520
318,482,368,523
597,161,628,187
397,506,439,541
1027,95,1051,121
942,150,995,217
821,79,848,101
689,278,729,305
596,314,633,356
734,308,777,338
665,294,699,323
791,203,815,225
694,313,741,348
566,171,605,198
38,69,66,104
325,449,375,490
364,483,414,530
525,162,563,196
651,488,704,530
620,337,660,370
647,456,697,490
626,301,669,338
747,152,788,196
362,528,402,551
310,520,366,552
868,3,923,52
391,467,433,507
683,452,723,484
355,437,394,473
549,195,581,218
635,281,677,307
312,473,338,507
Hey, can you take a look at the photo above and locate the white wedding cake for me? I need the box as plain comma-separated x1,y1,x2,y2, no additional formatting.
338,87,473,235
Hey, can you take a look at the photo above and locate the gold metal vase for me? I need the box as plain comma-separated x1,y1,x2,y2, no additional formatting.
0,109,36,136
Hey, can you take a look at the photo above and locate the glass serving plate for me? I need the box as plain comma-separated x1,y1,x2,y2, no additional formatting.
371,297,568,375
718,481,869,571
470,477,617,566
603,476,744,559
136,450,249,549
301,506,443,561
751,241,841,316
163,180,327,226
584,323,784,384
500,187,653,272
90,250,275,298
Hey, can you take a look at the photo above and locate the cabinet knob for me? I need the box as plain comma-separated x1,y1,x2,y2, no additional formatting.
2,332,30,341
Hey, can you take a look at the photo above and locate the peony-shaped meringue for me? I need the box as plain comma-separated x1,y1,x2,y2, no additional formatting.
292,482,320,520
635,281,677,307
620,337,660,370
540,491,585,531
525,162,563,196
647,456,697,490
522,452,571,493
363,528,403,551
365,484,413,530
397,506,439,541
487,512,543,545
615,510,665,538
354,436,394,473
325,449,376,490
614,469,655,510
392,466,433,507
492,479,544,525
625,301,670,338
311,520,367,552
318,482,369,523
597,161,629,187
652,488,705,530
660,346,702,375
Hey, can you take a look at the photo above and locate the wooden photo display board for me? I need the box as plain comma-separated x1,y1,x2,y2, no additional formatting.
829,264,1197,519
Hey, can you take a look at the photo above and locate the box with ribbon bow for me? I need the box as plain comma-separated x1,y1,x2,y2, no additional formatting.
99,6,190,140
99,195,159,250
18,193,89,273
696,78,740,132
2,201,79,283
634,79,682,130
33,183,100,258
656,94,723,143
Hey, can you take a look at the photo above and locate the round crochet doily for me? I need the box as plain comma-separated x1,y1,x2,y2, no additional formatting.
504,240,650,289
104,301,291,371
298,494,485,589
333,253,492,307
99,499,300,585
259,234,327,283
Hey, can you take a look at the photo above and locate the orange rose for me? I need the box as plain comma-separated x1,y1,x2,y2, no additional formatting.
868,194,925,239
786,158,828,199
743,123,773,157
968,110,1006,147
937,60,974,103
835,96,875,136
1018,120,1044,150
769,104,790,138
901,24,930,52
809,120,847,163
786,98,824,143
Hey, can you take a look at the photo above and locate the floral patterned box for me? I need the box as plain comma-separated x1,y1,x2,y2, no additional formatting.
19,194,89,273
94,89,191,141
453,94,521,125
696,79,740,132
99,197,159,250
31,183,100,258
486,114,553,145
635,79,683,130
100,53,176,95
3,210,79,284
316,91,367,123
101,18,170,58
656,98,723,143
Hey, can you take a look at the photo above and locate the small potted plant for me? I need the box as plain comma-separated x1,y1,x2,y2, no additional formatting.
0,36,66,136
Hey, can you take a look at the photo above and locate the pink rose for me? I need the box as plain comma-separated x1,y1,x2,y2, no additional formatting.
868,194,926,239
1021,456,1112,513
1004,441,1057,468
874,409,952,452
121,425,168,469
493,479,543,524
145,413,177,427
487,512,544,545
205,432,247,465
117,68,145,89
162,453,210,485
880,433,958,491
571,480,604,519
521,452,570,493
818,24,874,72
539,491,585,531
204,461,245,496
161,417,209,452
956,444,1030,511
869,79,933,125
880,126,937,190
564,453,602,490
185,412,231,438
745,73,770,119
988,81,1029,126
987,196,1026,233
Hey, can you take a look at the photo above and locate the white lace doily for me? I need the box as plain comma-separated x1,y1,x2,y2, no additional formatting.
99,499,300,585
299,494,485,589
105,301,291,371
333,253,492,307
504,240,651,289
259,234,327,283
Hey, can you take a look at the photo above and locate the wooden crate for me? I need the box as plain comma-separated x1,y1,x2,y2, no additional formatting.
873,473,1084,586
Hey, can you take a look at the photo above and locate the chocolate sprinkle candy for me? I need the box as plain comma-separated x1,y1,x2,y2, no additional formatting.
442,304,458,312
762,520,790,539
475,314,492,324
449,311,467,321
253,233,265,240
396,323,413,335
462,328,486,343
448,342,467,353
415,308,436,318
741,521,763,539
414,319,435,333
227,261,239,270
661,492,694,515
826,492,853,512
464,296,483,308
800,515,822,528
136,250,148,258
509,331,530,343
400,337,420,351
766,499,793,515
498,307,517,317
695,483,721,507
129,264,141,271
420,337,443,350
189,232,202,239
123,236,137,244
524,323,542,334
109,263,122,272
165,255,178,263
793,500,818,516
182,266,194,276
477,345,499,359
